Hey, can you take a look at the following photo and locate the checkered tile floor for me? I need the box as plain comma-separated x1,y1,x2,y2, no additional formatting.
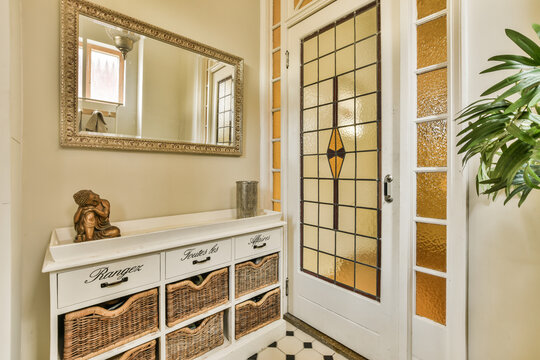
246,322,349,360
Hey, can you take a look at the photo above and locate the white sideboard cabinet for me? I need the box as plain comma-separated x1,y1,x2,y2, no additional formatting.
42,209,286,360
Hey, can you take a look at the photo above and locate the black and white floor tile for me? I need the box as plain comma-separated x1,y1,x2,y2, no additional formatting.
246,322,349,360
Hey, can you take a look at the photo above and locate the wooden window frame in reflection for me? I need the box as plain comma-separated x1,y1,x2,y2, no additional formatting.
215,76,233,146
85,42,125,104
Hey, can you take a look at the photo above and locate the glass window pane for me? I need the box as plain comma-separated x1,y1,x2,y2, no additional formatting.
356,208,378,238
336,18,355,49
303,60,318,86
356,180,378,209
338,99,355,127
89,49,120,103
303,179,318,202
356,64,378,96
273,202,281,212
273,172,281,200
338,72,355,100
319,79,334,105
319,156,333,179
303,202,318,226
303,108,317,132
319,228,335,254
355,263,377,295
303,247,317,273
320,204,334,229
355,7,377,40
273,141,281,169
336,45,355,75
416,172,447,219
303,132,317,155
356,122,378,151
338,180,355,206
303,155,318,178
273,26,281,49
273,0,280,25
417,16,447,69
273,80,281,109
339,125,355,153
319,53,335,81
356,151,378,179
273,111,281,138
417,119,447,167
319,28,335,56
356,36,378,69
339,154,355,179
417,67,447,118
417,0,446,19
336,258,355,287
356,94,378,123
416,271,446,325
319,104,333,129
303,84,318,108
356,236,378,267
319,129,332,154
319,179,333,203
338,206,355,233
272,50,281,79
303,225,318,249
319,252,335,280
336,232,355,260
416,222,447,272
303,36,318,63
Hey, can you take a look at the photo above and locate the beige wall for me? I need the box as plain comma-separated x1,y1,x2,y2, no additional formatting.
19,0,260,358
466,1,540,359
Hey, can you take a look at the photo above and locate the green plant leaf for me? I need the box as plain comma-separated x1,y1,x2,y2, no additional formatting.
505,28,540,63
488,55,537,66
533,24,540,39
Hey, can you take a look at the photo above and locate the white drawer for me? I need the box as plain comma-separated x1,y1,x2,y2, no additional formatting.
57,254,160,308
165,238,232,279
235,228,282,259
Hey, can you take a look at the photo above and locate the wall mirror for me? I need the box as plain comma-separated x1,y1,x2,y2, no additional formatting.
60,0,244,154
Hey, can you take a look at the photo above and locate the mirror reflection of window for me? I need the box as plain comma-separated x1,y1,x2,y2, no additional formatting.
85,40,125,104
216,76,233,145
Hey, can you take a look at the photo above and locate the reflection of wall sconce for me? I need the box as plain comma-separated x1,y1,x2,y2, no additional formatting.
106,28,140,59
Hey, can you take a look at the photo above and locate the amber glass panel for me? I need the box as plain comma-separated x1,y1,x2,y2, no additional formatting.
417,172,447,219
417,120,447,167
319,252,335,280
273,80,281,109
273,141,281,169
303,60,318,86
319,228,335,254
273,111,281,138
336,18,355,49
303,225,318,248
336,232,355,260
417,0,446,19
272,51,281,79
355,263,377,295
356,236,378,266
294,0,301,7
417,68,447,118
356,208,378,238
273,202,281,212
272,0,280,25
416,271,446,325
303,37,318,63
336,258,355,287
416,222,447,272
273,172,281,200
273,26,281,49
417,16,447,69
355,7,377,40
303,247,317,273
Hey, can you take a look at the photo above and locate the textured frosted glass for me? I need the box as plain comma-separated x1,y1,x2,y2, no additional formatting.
356,236,378,267
303,179,318,202
319,105,332,129
319,156,332,178
303,108,317,132
417,0,446,19
338,73,355,100
273,26,281,49
417,68,447,118
303,155,317,177
356,36,378,68
303,37,318,63
340,125,355,153
272,51,281,79
319,54,335,80
303,225,318,249
273,111,281,138
319,204,334,229
356,181,378,209
355,263,377,295
336,18,355,49
356,151,378,179
273,202,281,212
303,60,318,86
303,247,317,273
319,228,335,254
319,79,334,105
303,84,317,108
417,172,447,219
273,141,280,169
356,208,378,238
336,258,355,287
319,252,335,280
273,0,280,25
417,16,447,69
416,271,446,325
417,120,447,167
303,202,318,225
273,172,281,200
356,123,378,151
356,65,378,96
273,80,281,109
319,129,332,154
336,232,355,260
319,179,333,203
355,7,377,40
417,222,446,272
338,99,355,126
338,206,355,233
356,94,378,123
339,152,355,179
319,28,335,56
303,132,317,155
336,45,355,75
338,180,355,206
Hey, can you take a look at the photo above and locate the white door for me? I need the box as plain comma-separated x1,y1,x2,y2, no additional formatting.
285,1,400,359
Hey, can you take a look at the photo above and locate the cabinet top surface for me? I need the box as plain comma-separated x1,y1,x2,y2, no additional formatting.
43,209,284,273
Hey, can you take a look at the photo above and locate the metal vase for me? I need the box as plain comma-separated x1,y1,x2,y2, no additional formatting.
236,181,259,218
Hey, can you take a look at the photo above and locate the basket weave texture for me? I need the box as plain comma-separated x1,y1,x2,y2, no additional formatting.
235,253,279,298
63,288,159,360
110,339,157,360
235,288,281,340
166,267,229,327
166,311,224,360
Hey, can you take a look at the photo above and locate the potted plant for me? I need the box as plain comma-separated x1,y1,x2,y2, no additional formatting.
458,24,540,206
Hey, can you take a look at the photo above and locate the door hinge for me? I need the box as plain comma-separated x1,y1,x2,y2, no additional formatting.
285,50,289,69
286,277,289,296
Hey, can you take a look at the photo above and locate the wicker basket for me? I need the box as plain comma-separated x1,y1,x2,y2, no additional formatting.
235,253,279,298
110,340,157,360
235,288,281,340
166,267,229,327
166,311,225,360
63,288,159,360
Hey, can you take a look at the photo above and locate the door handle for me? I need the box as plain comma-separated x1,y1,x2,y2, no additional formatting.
384,175,393,203
253,243,267,249
100,277,128,288
193,256,211,265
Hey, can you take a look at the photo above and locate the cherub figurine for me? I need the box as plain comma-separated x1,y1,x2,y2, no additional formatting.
73,190,121,242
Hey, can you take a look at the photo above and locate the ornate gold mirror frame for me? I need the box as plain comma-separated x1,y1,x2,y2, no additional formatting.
60,0,244,155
